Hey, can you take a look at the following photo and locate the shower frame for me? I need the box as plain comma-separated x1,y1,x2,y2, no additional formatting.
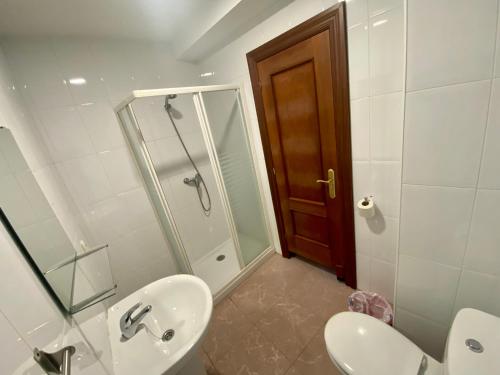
116,84,275,299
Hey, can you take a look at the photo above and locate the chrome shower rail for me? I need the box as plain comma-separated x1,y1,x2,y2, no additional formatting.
115,83,241,112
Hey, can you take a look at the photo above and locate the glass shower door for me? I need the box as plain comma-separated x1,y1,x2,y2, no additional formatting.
200,89,270,265
116,85,272,297
128,94,241,294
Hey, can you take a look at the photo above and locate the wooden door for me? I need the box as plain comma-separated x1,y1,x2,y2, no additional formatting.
247,3,356,287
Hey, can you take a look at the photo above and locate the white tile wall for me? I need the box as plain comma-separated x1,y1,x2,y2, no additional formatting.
399,185,475,267
370,259,396,299
347,0,405,302
0,173,40,228
354,214,371,256
369,6,404,95
1,37,202,306
0,230,63,349
0,147,10,176
453,270,500,317
355,253,371,291
463,189,500,276
0,129,109,374
0,130,30,171
346,0,369,27
0,224,108,374
370,216,398,263
368,0,401,16
406,0,498,91
371,161,401,218
38,106,95,162
403,81,490,188
395,307,449,361
395,0,500,360
347,22,370,99
56,155,114,210
0,36,200,374
350,98,370,160
478,79,500,189
397,254,461,325
78,103,126,152
369,92,403,161
97,147,141,194
0,311,38,375
496,12,500,77
198,0,406,303
352,161,371,201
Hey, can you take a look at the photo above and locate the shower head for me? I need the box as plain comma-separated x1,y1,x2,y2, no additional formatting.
164,94,177,112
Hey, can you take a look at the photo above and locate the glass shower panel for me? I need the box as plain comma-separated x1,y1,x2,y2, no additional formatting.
117,106,189,274
130,94,241,293
202,90,270,265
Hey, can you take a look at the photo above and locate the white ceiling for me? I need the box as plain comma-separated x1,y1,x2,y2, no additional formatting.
0,0,219,41
0,0,292,61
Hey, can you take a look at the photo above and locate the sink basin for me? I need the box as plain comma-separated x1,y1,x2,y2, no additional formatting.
108,274,213,375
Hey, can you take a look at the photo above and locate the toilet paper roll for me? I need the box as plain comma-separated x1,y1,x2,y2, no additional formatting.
357,197,375,218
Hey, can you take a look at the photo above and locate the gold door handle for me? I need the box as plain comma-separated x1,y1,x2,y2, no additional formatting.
316,169,336,199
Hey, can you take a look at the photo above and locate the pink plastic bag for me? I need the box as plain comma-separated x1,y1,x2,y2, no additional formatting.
347,291,393,325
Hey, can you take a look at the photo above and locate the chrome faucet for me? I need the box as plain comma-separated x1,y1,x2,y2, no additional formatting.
120,302,152,340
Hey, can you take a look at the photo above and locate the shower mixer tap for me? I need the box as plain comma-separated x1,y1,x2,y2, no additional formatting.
183,173,202,188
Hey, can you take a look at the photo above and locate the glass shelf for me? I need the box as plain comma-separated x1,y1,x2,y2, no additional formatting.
44,243,117,314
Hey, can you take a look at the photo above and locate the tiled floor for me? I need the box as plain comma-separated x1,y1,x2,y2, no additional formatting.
200,253,354,375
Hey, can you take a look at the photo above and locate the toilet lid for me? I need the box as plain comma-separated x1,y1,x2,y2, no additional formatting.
324,312,424,375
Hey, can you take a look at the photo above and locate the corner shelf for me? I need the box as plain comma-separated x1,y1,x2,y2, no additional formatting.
44,243,117,315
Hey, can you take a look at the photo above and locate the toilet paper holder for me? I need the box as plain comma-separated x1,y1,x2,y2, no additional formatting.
360,197,371,206
357,196,375,218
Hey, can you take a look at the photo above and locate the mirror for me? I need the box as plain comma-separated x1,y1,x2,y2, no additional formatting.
0,127,115,313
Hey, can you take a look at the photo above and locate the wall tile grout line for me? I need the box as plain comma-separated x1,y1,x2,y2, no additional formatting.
448,1,500,319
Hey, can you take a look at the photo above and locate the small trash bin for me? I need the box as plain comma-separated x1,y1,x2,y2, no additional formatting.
347,291,393,325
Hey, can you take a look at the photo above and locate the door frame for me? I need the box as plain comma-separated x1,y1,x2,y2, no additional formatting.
246,2,356,288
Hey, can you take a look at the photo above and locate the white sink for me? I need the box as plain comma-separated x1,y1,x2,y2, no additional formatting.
108,275,213,375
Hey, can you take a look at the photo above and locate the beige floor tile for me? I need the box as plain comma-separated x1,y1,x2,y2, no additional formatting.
203,298,254,359
286,331,341,375
208,254,353,375
211,326,291,375
200,350,219,375
230,254,316,322
287,264,354,322
257,298,325,361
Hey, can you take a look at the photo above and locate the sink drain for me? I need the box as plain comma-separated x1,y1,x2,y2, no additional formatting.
162,329,175,342
216,254,225,262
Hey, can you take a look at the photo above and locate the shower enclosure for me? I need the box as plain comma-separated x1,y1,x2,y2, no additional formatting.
116,84,272,295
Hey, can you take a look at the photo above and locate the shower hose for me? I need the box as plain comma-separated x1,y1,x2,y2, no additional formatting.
165,103,212,216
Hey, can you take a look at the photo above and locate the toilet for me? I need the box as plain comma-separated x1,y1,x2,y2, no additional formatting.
324,308,500,375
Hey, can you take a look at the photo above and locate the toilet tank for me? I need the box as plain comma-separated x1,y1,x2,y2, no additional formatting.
443,308,500,375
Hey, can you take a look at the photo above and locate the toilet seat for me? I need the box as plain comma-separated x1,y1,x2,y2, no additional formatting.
324,312,424,375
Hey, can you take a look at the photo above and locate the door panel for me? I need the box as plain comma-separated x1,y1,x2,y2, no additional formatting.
272,61,325,203
257,30,339,268
292,212,328,243
247,3,356,287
